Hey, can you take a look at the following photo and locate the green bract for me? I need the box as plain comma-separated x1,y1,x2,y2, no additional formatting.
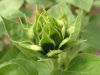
32,11,83,56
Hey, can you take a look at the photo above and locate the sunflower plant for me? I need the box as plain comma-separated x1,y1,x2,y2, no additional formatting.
0,9,100,75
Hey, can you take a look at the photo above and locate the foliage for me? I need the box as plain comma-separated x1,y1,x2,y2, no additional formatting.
0,0,100,75
0,0,24,20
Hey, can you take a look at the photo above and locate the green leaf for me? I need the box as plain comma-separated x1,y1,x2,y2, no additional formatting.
83,14,100,49
15,43,42,60
0,0,24,19
64,54,100,75
47,50,62,57
0,62,23,75
94,0,100,7
57,14,68,38
61,23,66,39
34,0,56,8
2,18,29,42
68,11,83,41
2,18,43,59
33,14,44,44
13,58,38,75
59,38,69,48
17,43,43,52
48,2,74,23
36,59,54,75
80,42,97,53
49,23,62,46
21,7,33,17
59,12,83,48
57,47,79,70
0,46,20,63
0,58,38,75
66,0,93,12
50,69,63,75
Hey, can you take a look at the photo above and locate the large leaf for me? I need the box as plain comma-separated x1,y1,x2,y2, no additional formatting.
64,54,100,75
51,54,100,75
66,0,93,12
56,0,93,11
80,42,97,53
94,0,100,7
48,3,74,23
14,42,43,60
36,59,54,75
13,58,38,75
2,18,41,59
0,58,38,75
0,45,27,64
83,14,100,49
57,45,80,71
0,0,24,19
3,18,29,42
0,46,20,63
0,62,25,75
